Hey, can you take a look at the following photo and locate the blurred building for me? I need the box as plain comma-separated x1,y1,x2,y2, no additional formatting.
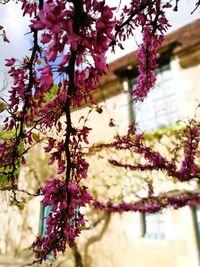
1,19,200,267
71,18,200,267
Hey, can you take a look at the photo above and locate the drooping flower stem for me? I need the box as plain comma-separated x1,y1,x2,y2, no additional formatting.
5,1,42,196
63,0,84,208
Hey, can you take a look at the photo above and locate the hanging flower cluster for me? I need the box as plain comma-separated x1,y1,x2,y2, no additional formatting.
109,1,172,101
132,1,172,101
32,178,92,260
31,124,93,259
28,0,116,107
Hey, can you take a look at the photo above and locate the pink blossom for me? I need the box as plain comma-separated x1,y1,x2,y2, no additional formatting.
5,58,15,66
41,33,51,44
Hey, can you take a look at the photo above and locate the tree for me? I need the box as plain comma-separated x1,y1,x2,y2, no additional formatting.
0,0,200,264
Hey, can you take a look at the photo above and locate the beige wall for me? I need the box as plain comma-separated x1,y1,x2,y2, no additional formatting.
174,58,200,120
81,209,199,267
71,91,130,144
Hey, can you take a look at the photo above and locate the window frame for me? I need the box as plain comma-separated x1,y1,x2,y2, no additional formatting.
130,59,178,132
142,212,165,239
192,207,200,253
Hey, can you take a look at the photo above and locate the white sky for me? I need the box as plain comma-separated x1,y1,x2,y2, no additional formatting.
0,0,199,71
0,2,30,69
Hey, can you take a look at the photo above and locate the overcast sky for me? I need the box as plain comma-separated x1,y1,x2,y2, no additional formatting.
0,0,199,70
0,2,30,65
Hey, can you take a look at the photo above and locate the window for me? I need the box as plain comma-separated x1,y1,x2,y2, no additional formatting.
142,212,165,239
131,62,177,132
41,205,54,260
193,207,200,251
192,206,200,262
41,204,52,237
40,204,80,236
194,207,200,234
